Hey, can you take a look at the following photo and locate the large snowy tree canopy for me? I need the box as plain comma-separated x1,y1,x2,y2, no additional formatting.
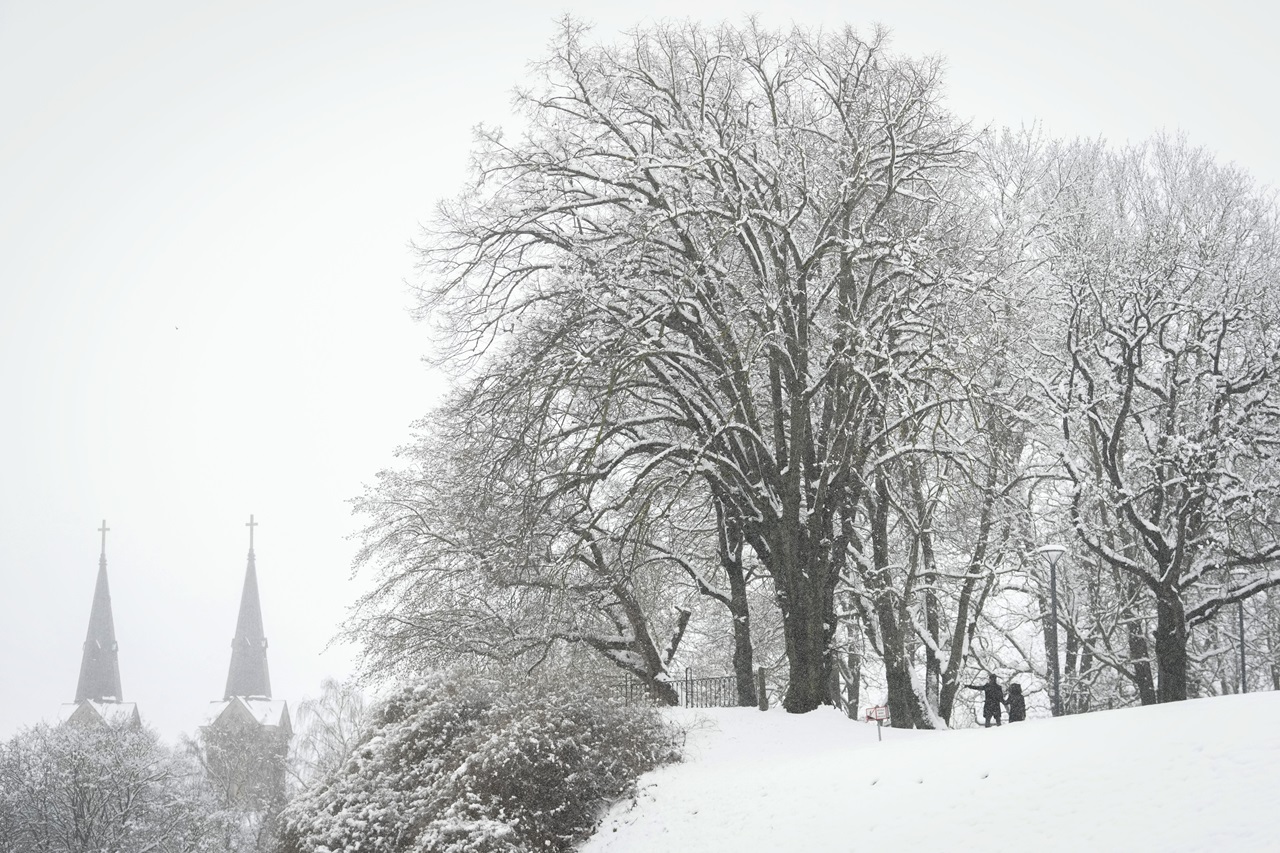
415,19,978,715
354,20,1280,725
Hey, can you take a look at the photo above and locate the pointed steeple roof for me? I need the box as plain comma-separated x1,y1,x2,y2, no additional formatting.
75,521,123,703
225,514,271,699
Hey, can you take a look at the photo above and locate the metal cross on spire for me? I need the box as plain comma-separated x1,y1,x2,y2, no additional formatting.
98,519,110,559
246,514,258,551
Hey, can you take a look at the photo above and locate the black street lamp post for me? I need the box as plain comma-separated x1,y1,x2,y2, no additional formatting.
1239,600,1247,694
1037,544,1067,717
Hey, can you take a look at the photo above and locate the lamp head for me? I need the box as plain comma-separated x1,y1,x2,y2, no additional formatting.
1036,543,1067,568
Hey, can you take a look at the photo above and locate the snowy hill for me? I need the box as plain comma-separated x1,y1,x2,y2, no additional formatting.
581,692,1280,852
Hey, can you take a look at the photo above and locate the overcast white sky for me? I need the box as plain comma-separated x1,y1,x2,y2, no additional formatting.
3,0,1278,742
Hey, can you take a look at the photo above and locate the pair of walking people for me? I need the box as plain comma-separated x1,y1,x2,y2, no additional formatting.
966,673,1025,727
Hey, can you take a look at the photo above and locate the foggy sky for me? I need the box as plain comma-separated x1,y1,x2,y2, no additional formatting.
2,0,1277,741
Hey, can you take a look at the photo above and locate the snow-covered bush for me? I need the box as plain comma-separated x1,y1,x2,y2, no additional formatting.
277,671,680,853
0,719,219,852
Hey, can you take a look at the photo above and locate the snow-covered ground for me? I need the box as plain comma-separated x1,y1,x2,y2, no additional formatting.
582,692,1280,852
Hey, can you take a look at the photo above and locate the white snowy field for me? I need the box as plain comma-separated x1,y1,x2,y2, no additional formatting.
581,692,1280,852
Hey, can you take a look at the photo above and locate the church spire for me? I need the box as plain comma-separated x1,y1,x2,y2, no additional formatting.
75,520,123,703
224,514,271,699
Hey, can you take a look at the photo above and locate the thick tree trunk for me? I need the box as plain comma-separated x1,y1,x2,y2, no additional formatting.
843,652,861,717
779,616,831,712
716,499,759,707
924,581,941,712
1126,618,1158,705
871,591,927,727
647,679,680,707
1064,627,1079,712
1065,628,1079,681
762,459,839,713
777,557,836,713
726,561,758,707
868,474,931,728
1077,640,1094,713
1154,590,1189,703
1036,591,1061,715
1111,547,1159,706
906,460,942,715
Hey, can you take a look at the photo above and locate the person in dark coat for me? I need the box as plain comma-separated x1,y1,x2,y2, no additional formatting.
966,673,1005,727
1004,682,1026,723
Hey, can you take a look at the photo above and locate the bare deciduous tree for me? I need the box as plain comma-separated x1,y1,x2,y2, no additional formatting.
418,19,970,712
1051,137,1280,702
290,678,372,787
349,390,704,704
0,721,214,853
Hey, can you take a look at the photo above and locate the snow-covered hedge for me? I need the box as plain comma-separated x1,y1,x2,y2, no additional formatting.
277,671,680,853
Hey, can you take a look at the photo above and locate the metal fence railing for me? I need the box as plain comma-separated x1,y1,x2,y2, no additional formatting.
680,672,737,708
614,670,744,708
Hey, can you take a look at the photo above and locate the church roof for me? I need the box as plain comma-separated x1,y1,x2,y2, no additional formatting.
224,515,272,700
74,521,123,704
202,696,291,734
59,700,141,728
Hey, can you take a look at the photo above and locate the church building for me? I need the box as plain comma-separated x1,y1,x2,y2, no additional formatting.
199,515,292,818
61,515,292,748
60,521,141,728
203,514,292,738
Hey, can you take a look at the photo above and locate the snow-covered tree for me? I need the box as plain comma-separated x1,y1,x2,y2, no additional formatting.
186,715,290,853
362,15,1280,723
1048,137,1280,702
290,678,372,788
418,18,971,713
824,126,1072,727
349,391,707,704
0,720,216,852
